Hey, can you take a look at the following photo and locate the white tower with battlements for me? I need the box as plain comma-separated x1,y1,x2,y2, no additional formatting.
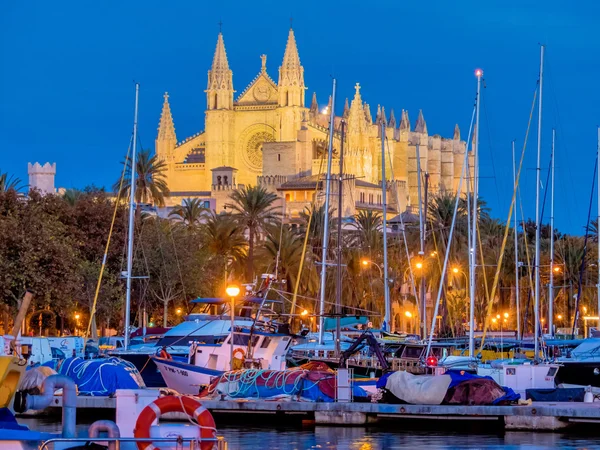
28,162,56,195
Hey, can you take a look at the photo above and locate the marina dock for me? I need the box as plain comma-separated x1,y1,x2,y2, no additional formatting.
39,395,600,431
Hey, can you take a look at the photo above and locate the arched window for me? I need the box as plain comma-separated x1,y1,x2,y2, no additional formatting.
223,175,228,185
285,193,291,202
217,175,222,186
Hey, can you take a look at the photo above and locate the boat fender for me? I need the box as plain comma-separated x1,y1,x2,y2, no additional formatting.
13,390,26,414
134,395,216,450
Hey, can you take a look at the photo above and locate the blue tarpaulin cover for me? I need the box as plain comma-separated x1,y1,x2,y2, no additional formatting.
58,357,145,396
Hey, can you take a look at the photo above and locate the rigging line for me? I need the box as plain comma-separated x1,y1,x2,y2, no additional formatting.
270,288,378,315
571,153,597,338
481,85,502,207
291,132,328,315
519,191,536,337
478,85,538,352
84,134,133,343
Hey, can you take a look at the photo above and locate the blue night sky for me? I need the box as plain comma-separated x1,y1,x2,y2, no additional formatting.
1,0,599,235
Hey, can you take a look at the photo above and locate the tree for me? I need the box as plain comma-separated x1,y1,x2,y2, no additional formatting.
169,198,206,228
226,185,278,281
201,212,247,291
0,171,25,193
114,149,170,217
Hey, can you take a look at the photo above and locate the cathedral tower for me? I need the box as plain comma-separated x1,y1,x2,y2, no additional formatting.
156,92,177,161
278,28,305,107
205,32,236,170
206,32,234,110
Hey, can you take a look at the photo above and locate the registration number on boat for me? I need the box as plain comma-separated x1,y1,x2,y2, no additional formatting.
165,366,188,377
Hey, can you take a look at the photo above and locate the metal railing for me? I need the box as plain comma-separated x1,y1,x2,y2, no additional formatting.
39,436,227,450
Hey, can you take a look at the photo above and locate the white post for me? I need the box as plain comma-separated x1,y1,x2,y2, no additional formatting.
469,69,482,357
513,140,521,340
124,83,139,351
534,45,544,361
381,122,391,331
318,78,337,345
548,129,555,337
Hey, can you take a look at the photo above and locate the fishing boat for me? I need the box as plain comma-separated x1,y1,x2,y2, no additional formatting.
153,325,292,395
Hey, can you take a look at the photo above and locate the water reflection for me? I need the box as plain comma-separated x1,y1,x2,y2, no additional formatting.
17,418,600,450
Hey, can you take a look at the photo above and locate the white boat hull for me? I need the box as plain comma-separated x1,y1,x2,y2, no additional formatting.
153,357,224,395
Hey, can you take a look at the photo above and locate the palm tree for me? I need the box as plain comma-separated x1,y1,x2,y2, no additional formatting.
352,210,382,255
62,188,83,206
169,198,206,228
0,171,25,193
201,212,247,289
114,149,170,216
226,185,278,281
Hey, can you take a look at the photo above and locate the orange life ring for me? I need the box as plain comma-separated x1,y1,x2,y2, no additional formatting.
232,347,246,360
158,348,172,360
134,396,216,450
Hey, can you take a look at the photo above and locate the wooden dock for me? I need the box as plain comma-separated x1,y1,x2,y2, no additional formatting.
37,395,600,431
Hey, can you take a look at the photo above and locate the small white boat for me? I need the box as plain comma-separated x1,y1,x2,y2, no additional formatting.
153,327,292,395
477,360,560,395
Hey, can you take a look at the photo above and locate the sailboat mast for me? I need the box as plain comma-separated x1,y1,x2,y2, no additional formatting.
548,129,555,337
513,140,521,340
318,78,337,345
124,82,140,351
381,122,391,331
597,127,600,329
416,143,425,339
469,69,482,357
335,119,345,356
534,45,544,360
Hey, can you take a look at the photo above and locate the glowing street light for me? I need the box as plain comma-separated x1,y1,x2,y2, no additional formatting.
452,267,459,274
405,311,412,318
74,313,81,320
226,284,241,370
176,308,182,316
503,312,509,319
415,262,423,270
301,309,309,316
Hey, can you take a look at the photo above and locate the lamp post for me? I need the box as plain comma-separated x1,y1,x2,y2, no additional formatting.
226,284,240,370
360,259,383,277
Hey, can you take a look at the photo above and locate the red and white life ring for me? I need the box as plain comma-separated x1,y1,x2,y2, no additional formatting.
232,347,246,360
134,396,216,450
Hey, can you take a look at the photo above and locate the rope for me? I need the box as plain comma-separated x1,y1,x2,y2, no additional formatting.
84,136,132,344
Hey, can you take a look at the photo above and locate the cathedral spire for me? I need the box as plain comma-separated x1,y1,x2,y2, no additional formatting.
343,98,350,119
400,109,410,131
206,32,234,109
415,109,427,134
454,124,460,140
347,83,369,148
310,92,318,117
278,28,305,107
388,109,397,129
157,92,177,142
156,92,177,160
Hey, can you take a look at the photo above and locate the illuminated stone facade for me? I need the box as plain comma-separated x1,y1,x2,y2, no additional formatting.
155,29,471,217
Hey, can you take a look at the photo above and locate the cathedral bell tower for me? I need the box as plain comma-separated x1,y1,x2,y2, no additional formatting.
205,32,236,171
277,28,306,141
156,92,177,162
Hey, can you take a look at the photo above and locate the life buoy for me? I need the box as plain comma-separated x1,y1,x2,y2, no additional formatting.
232,347,246,360
134,396,216,450
158,348,172,360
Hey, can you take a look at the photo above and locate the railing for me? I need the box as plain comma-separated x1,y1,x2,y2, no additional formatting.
39,436,227,450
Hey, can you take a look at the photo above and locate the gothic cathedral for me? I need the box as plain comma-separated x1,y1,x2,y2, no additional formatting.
155,28,471,218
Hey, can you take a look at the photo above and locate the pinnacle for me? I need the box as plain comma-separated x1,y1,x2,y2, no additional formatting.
400,110,410,131
207,32,233,93
157,92,176,142
454,124,460,140
343,98,350,119
415,109,427,134
310,92,318,116
364,102,372,124
388,109,397,128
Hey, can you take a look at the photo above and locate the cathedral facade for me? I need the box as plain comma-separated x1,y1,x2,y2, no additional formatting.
155,28,471,219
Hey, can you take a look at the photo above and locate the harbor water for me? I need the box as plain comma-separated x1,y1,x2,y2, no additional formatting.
18,417,600,449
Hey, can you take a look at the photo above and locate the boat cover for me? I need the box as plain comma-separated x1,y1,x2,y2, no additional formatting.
58,357,145,396
199,361,367,402
378,370,520,405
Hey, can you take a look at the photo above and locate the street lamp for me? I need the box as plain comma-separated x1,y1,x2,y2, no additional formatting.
226,284,241,370
360,258,383,277
176,308,182,316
